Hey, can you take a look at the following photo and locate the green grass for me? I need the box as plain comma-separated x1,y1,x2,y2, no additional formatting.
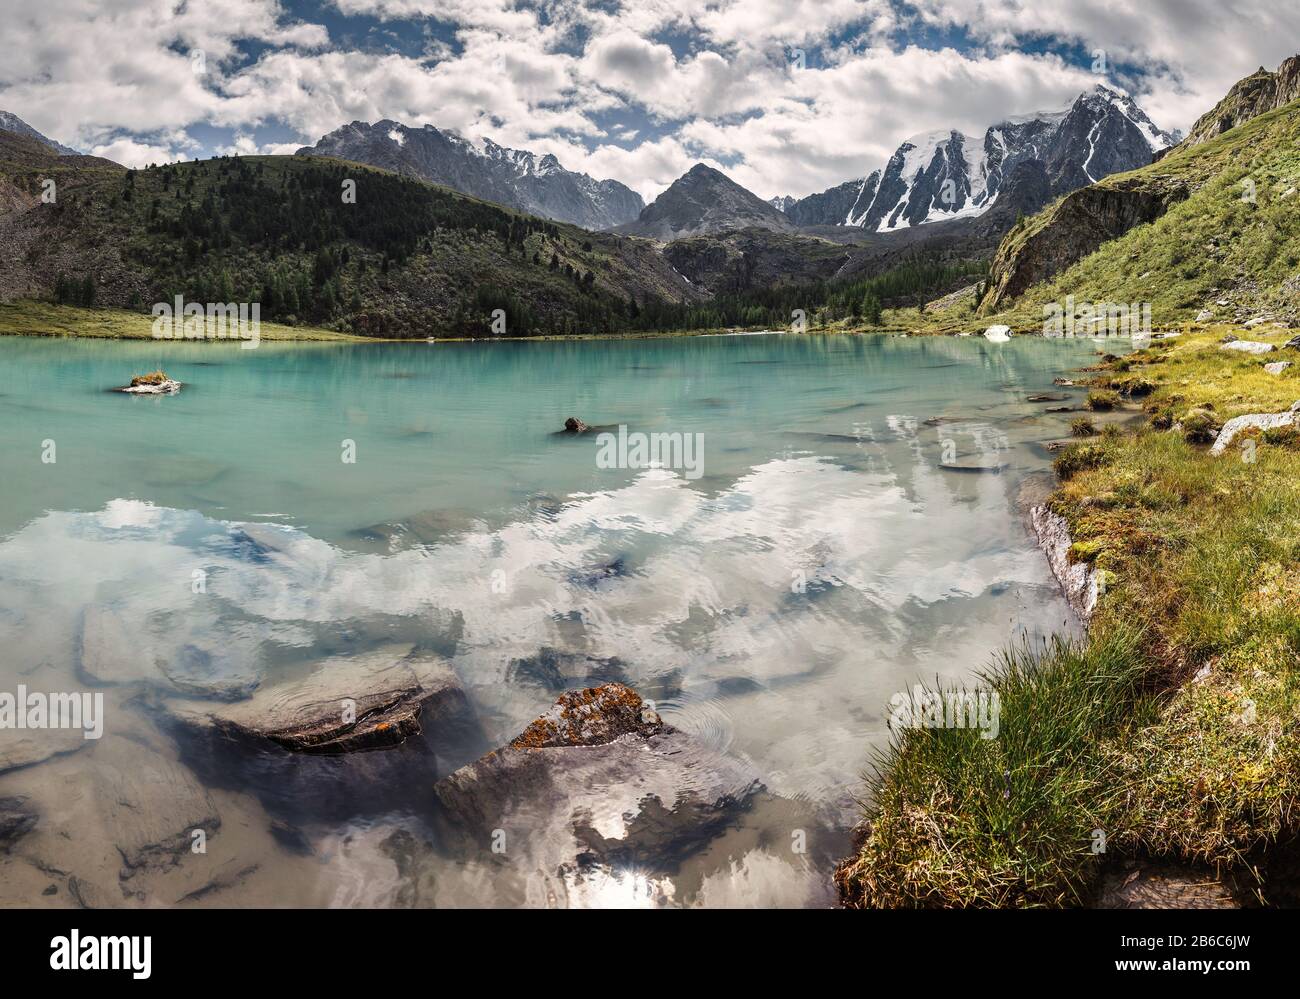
840,327,1300,906
0,300,367,340
836,629,1153,908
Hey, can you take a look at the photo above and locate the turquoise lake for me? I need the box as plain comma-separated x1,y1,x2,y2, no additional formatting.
0,332,1114,907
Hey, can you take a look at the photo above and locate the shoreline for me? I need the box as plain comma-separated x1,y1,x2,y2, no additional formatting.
836,324,1300,908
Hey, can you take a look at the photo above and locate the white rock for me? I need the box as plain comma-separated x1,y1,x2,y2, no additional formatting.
1029,505,1099,625
1243,317,1271,328
119,378,182,395
1221,340,1275,354
1196,309,1214,322
983,324,1012,343
1209,401,1300,456
1264,361,1293,375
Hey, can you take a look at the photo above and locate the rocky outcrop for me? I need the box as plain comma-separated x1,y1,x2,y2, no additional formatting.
1184,55,1300,148
983,175,1190,309
1030,505,1099,625
433,684,763,895
1209,400,1300,456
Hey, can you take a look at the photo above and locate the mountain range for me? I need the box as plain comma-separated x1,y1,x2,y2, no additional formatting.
774,85,1177,231
4,57,1297,338
296,120,644,230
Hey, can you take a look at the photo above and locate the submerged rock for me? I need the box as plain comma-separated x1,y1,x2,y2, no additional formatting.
1209,400,1300,456
1030,505,1099,625
79,605,259,700
1096,861,1243,909
0,796,37,849
563,417,590,433
939,460,1008,474
433,683,763,892
505,648,628,692
172,643,474,754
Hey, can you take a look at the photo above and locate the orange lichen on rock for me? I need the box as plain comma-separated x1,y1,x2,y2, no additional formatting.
129,370,170,387
510,683,664,750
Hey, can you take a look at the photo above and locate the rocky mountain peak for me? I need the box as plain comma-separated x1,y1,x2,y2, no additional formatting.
0,110,78,156
1184,53,1300,147
297,119,643,230
614,163,794,241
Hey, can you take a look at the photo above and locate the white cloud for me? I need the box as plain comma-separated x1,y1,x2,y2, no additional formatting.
1,0,1295,203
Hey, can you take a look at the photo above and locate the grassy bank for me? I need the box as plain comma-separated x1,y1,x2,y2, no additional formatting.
0,300,369,341
0,298,920,343
837,325,1300,907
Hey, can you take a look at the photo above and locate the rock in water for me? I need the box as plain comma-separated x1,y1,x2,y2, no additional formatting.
563,417,590,433
171,643,474,754
983,325,1012,343
433,683,763,891
0,796,38,849
117,370,182,394
509,684,661,748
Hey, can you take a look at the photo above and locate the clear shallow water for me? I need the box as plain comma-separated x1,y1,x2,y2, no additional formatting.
0,332,1108,908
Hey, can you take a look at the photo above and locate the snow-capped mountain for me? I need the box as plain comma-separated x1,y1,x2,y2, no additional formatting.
780,85,1178,231
767,195,797,212
297,120,643,230
0,110,78,155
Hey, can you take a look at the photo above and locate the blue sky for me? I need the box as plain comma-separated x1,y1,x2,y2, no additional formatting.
1,1,1297,200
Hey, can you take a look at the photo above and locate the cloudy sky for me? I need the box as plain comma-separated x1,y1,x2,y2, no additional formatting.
2,0,1297,200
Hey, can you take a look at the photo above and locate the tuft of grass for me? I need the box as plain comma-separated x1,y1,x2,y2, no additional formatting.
1086,389,1120,411
1053,440,1110,480
836,629,1152,908
1181,407,1220,443
1070,416,1096,437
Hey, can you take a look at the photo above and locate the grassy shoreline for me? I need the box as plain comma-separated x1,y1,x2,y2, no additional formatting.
0,298,939,343
837,324,1300,907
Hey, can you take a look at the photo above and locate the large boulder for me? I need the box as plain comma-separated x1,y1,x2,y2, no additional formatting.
1220,339,1274,354
1209,400,1300,456
171,643,473,754
433,684,763,902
